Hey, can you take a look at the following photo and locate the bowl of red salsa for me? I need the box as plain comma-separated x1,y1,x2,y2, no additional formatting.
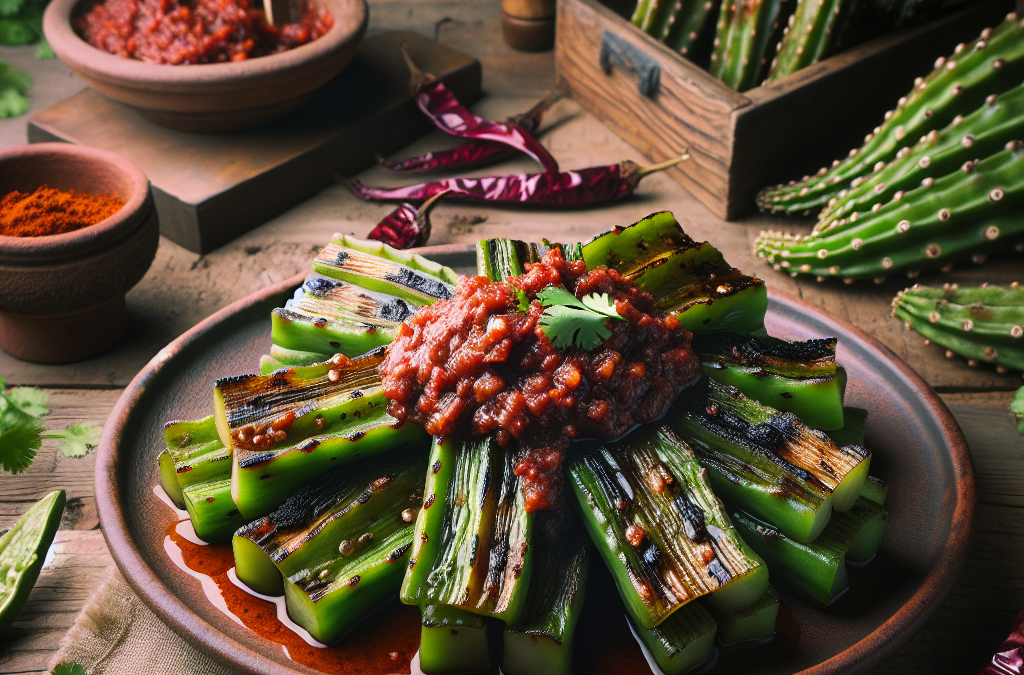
43,0,366,131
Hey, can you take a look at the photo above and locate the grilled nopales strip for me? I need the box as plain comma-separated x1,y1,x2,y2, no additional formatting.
579,211,768,334
419,605,492,673
710,0,793,92
893,282,1024,372
766,0,861,82
502,516,590,675
758,15,1024,215
755,142,1024,281
628,603,718,675
182,480,245,543
693,331,846,430
568,424,768,630
670,378,870,543
232,453,426,597
158,416,231,510
702,585,779,647
216,350,428,520
401,435,534,624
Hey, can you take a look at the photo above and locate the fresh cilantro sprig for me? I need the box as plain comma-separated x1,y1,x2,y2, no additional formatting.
0,377,103,474
51,663,87,675
537,286,625,351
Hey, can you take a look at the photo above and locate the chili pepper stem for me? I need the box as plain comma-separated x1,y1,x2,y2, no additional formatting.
400,41,439,94
414,188,452,244
637,152,692,177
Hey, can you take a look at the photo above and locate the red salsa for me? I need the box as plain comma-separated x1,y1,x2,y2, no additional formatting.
76,0,333,65
380,249,701,512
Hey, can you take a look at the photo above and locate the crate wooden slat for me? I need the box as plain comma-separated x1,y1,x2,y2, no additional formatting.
556,0,1014,219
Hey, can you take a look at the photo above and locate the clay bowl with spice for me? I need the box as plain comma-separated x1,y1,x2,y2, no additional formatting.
0,143,158,364
43,0,367,132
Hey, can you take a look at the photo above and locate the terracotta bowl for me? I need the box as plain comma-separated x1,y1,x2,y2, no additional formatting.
0,143,159,364
43,0,367,132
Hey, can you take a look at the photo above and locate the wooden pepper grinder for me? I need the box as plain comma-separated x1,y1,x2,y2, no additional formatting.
501,0,555,52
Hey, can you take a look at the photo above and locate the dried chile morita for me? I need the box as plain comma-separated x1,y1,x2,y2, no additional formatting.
379,248,702,512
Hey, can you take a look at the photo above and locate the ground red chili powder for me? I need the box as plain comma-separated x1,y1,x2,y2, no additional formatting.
0,185,125,237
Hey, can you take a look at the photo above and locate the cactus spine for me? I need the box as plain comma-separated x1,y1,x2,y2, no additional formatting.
817,82,1024,230
766,0,862,83
892,282,1024,372
633,0,719,57
757,14,1024,215
709,0,793,91
754,141,1024,280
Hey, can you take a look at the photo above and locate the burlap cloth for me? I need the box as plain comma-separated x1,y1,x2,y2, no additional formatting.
48,566,239,674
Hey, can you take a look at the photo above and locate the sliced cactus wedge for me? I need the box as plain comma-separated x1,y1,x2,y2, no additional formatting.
766,0,861,83
633,0,718,58
892,282,1024,372
755,141,1024,281
158,415,231,509
757,14,1024,215
710,0,794,92
818,81,1024,230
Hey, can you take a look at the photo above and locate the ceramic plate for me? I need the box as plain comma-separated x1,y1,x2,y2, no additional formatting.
95,244,974,675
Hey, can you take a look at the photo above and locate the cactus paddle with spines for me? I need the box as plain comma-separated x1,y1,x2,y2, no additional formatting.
633,0,718,58
755,141,1024,281
817,82,1024,230
766,0,859,83
758,14,1024,215
892,282,1024,373
709,0,793,92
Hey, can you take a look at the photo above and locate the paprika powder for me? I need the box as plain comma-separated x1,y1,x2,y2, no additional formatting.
0,185,125,237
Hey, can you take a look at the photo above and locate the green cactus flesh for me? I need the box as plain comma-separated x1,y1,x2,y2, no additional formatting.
709,0,793,92
633,0,718,57
757,14,1024,215
766,0,860,84
817,83,1024,230
1011,385,1023,435
892,282,1024,372
754,142,1024,281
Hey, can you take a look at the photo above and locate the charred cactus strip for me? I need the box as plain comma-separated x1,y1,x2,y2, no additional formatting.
892,282,1024,372
710,0,794,92
767,0,861,83
818,83,1024,229
757,14,1024,215
755,142,1024,280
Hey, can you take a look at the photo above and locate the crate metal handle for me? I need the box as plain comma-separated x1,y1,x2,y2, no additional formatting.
599,31,660,98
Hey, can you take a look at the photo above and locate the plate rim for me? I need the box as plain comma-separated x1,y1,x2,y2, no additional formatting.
94,246,975,675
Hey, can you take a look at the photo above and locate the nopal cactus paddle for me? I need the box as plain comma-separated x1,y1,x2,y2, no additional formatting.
754,140,1024,281
766,0,862,83
817,82,1024,230
633,0,719,58
757,14,1024,215
892,282,1024,373
709,0,794,91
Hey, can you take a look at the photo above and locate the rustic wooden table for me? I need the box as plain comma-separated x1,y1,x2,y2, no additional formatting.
1,2,1022,673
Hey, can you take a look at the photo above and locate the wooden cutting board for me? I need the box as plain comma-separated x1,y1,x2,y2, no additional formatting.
27,31,481,254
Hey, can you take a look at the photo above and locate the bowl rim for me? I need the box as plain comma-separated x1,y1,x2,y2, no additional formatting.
94,245,976,674
0,143,152,262
43,0,368,90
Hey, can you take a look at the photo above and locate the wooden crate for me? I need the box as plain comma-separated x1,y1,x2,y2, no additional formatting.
555,0,1014,219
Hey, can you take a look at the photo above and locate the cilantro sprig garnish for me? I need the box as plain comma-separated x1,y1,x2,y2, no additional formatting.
0,377,103,474
537,286,625,351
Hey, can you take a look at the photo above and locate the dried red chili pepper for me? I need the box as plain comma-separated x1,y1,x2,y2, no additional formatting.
401,44,561,174
366,190,449,249
350,154,690,208
381,89,566,173
982,609,1024,674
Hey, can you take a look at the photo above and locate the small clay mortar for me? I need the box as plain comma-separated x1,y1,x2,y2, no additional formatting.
0,143,159,364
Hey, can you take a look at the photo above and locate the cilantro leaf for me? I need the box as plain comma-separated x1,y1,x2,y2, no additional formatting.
52,664,88,675
9,386,50,418
0,60,30,117
35,36,53,59
45,422,102,458
0,396,43,474
581,292,622,319
0,0,24,19
537,286,626,351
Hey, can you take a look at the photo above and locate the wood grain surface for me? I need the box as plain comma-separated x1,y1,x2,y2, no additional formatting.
1,0,1023,673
